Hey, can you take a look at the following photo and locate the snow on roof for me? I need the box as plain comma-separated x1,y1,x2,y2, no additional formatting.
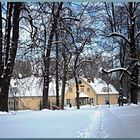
81,77,119,95
9,76,67,97
9,76,118,97
10,76,43,97
79,92,89,98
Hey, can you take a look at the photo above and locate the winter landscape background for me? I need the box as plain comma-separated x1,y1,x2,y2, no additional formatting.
1,2,140,138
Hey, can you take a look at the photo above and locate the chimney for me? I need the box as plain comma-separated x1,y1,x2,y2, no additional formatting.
87,78,91,83
91,76,94,83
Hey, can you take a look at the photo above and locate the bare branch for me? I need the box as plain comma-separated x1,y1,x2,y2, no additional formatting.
107,32,130,44
135,31,140,40
56,27,75,43
20,26,31,33
2,17,7,22
119,65,131,81
100,67,132,76
52,41,62,45
61,17,80,21
138,84,140,88
77,52,102,68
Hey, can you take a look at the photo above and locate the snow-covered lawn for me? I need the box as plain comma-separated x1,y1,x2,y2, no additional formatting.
0,104,140,138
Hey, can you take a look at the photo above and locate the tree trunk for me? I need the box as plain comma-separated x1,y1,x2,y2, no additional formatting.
43,2,63,109
129,2,139,104
73,55,80,109
0,79,10,111
119,39,126,106
0,2,22,112
74,76,80,109
60,53,67,110
130,64,138,104
43,63,50,108
111,2,116,32
43,3,56,109
55,31,59,107
0,2,3,81
5,3,13,65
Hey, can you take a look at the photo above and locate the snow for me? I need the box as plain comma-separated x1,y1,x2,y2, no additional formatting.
79,92,89,98
90,78,109,93
101,67,132,76
10,76,43,97
10,76,118,97
82,77,119,95
9,76,68,97
0,104,140,138
0,112,9,115
18,73,22,78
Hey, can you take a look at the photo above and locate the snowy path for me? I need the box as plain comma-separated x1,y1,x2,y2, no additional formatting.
77,106,109,138
77,110,101,138
100,105,140,138
89,105,140,138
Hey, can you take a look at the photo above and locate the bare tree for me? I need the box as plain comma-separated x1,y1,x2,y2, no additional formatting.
101,2,140,104
42,2,63,109
0,2,22,111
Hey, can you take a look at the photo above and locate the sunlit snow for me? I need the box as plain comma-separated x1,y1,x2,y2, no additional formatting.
0,104,140,138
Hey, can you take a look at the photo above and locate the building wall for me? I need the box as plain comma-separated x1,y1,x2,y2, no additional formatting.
18,97,41,110
65,78,97,106
97,94,119,105
65,78,119,106
9,78,119,110
8,96,57,110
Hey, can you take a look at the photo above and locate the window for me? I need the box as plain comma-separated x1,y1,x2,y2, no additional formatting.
66,99,71,105
101,87,112,92
87,78,91,83
80,85,84,87
104,96,109,104
78,80,82,85
81,88,84,92
10,107,14,110
87,88,90,92
104,96,108,100
89,98,94,104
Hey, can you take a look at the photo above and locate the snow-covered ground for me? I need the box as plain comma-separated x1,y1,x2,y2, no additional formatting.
0,104,140,138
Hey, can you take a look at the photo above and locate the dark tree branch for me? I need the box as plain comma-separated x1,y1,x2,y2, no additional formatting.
100,67,132,76
61,17,80,21
107,32,130,44
135,31,140,40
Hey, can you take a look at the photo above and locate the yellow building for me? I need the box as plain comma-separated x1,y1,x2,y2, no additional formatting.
9,76,58,110
65,77,119,106
8,76,119,110
8,95,56,110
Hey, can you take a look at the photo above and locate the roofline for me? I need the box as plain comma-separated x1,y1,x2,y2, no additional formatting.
79,77,119,95
97,92,119,95
8,95,58,98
